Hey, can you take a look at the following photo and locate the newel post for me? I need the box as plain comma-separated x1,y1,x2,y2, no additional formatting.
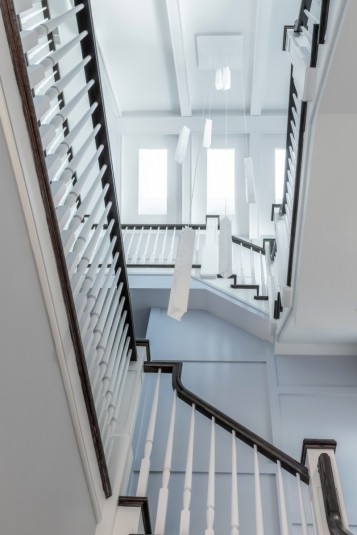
301,439,349,535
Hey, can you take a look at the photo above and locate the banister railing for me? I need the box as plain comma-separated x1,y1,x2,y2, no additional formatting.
144,361,309,482
276,0,331,302
122,223,274,313
1,0,137,496
129,360,314,535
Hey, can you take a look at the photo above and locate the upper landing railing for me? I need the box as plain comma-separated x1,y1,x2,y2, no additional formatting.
272,0,330,318
122,222,281,317
0,0,137,497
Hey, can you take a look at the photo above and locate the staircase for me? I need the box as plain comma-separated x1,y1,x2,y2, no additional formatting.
115,360,353,535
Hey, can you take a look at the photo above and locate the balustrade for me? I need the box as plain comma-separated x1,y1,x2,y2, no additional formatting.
4,0,138,496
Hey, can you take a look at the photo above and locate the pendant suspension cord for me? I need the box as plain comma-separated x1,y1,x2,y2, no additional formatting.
188,87,208,225
240,72,249,154
224,88,228,217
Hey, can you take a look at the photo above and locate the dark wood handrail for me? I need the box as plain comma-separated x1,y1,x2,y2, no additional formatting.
286,101,307,287
318,453,354,535
144,361,309,483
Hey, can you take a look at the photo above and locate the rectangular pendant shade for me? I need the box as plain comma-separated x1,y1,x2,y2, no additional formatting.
167,227,196,321
215,68,223,90
244,157,256,203
203,119,212,148
175,126,190,164
222,66,231,91
219,216,233,278
200,217,218,278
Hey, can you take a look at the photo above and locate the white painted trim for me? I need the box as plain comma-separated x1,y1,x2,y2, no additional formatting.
117,114,287,135
165,0,191,117
250,0,273,116
278,386,357,396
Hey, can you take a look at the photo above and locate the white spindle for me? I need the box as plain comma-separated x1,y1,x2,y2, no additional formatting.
150,227,160,263
101,334,130,434
159,227,168,264
250,247,256,284
276,461,289,535
65,188,109,275
195,227,200,264
27,31,88,89
106,335,131,424
105,345,132,461
155,390,177,535
205,417,215,535
79,231,115,296
126,227,136,261
296,474,308,535
254,445,264,535
136,370,161,496
231,431,239,535
168,227,176,264
93,298,125,382
100,314,128,394
133,227,144,263
143,227,152,263
103,323,129,405
259,252,267,296
240,243,245,283
179,404,195,535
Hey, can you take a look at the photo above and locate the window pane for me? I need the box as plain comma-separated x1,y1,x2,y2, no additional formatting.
138,149,167,215
275,148,286,203
207,149,235,214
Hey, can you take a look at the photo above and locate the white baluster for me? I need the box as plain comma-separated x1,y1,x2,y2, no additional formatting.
126,227,136,261
136,370,162,496
276,461,289,535
179,404,195,535
296,474,308,535
205,417,215,535
133,227,144,263
231,431,239,535
143,227,152,263
240,243,245,283
168,227,176,264
250,247,256,284
254,445,264,535
195,227,200,264
151,227,160,263
159,227,168,264
155,390,177,535
260,252,267,296
93,299,125,383
105,345,132,461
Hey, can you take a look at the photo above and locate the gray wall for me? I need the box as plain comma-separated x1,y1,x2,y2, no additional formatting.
0,120,96,535
129,308,357,535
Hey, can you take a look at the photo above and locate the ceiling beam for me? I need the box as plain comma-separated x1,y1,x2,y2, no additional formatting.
117,114,287,135
250,0,274,116
165,0,192,117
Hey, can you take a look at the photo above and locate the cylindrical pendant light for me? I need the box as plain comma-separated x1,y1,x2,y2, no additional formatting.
222,66,231,91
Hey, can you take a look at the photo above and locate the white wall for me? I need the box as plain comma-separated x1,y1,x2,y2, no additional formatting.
0,119,96,535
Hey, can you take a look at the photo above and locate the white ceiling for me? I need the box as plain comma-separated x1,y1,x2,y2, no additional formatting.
91,0,299,118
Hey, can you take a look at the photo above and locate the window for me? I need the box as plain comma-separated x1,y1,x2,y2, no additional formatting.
207,149,235,214
138,149,167,215
275,148,286,203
